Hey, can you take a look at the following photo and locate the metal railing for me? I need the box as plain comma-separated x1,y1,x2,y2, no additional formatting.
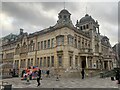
100,69,116,78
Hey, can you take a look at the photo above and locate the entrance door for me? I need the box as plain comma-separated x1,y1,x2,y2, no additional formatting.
104,61,108,69
81,60,86,69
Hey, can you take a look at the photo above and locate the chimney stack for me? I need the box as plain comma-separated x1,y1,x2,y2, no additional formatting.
20,28,24,35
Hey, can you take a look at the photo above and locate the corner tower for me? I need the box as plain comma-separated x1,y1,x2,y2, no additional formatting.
76,14,100,34
55,9,74,28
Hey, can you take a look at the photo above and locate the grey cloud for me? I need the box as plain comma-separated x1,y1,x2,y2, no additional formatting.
2,2,56,28
40,2,78,13
1,2,118,46
118,2,120,42
87,2,118,25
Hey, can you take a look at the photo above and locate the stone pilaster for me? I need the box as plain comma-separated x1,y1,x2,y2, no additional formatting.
86,56,88,68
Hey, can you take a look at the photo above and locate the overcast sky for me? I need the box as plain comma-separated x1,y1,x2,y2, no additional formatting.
1,0,119,46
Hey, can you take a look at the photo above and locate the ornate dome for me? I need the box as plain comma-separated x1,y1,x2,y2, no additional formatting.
59,9,71,15
79,14,95,23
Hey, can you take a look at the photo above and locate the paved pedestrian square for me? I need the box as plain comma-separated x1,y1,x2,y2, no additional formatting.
1,76,119,88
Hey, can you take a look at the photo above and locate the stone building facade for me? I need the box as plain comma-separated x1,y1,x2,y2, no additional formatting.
1,9,117,77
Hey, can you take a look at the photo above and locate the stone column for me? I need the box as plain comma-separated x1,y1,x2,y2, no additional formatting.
86,56,88,68
42,57,44,68
78,56,80,67
54,36,57,68
19,59,21,69
73,55,75,69
108,61,110,70
26,59,28,68
33,58,35,66
64,32,68,45
63,51,69,69
50,55,52,68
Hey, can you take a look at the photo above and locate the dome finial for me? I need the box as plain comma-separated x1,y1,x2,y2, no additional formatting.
63,1,66,9
86,6,87,14
64,1,65,9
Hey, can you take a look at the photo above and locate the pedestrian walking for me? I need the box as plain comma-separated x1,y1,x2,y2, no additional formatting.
81,68,85,79
37,69,41,87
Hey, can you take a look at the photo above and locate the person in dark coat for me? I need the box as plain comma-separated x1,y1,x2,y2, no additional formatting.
37,69,41,87
81,68,85,79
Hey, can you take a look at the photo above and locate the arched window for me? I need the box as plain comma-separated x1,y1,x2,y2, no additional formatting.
80,26,83,30
83,25,86,29
86,24,89,29
64,15,67,19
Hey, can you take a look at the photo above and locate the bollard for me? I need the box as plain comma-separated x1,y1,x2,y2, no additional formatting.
26,75,30,84
56,75,60,81
100,72,103,78
4,84,12,90
27,76,29,82
2,81,12,90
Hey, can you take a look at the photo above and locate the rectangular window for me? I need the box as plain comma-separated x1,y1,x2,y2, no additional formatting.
44,40,46,49
20,59,23,68
31,58,33,66
32,43,35,51
75,56,78,67
28,59,30,68
41,41,43,49
89,60,92,68
75,38,77,48
88,41,90,48
68,36,73,46
82,38,84,48
51,38,54,48
57,36,64,46
78,41,80,49
51,56,54,67
20,59,25,68
40,57,42,67
58,56,62,67
36,58,39,66
48,39,50,48
69,56,72,67
23,59,26,68
15,60,19,69
44,57,46,67
37,42,40,50
47,57,50,67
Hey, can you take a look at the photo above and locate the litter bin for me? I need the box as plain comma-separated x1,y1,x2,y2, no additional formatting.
2,81,12,90
4,84,12,90
100,72,103,78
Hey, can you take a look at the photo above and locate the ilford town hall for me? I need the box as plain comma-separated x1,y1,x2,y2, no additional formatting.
0,8,117,78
